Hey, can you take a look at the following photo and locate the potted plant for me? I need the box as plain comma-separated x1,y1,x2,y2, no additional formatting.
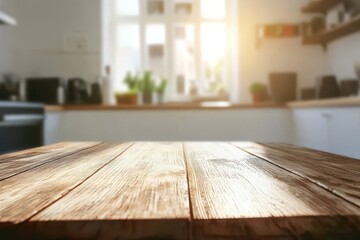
156,78,167,104
249,82,268,103
138,71,155,104
115,72,139,105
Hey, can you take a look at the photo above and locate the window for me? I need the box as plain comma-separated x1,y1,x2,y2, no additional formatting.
105,0,238,101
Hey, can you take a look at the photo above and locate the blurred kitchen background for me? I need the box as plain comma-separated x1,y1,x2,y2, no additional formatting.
1,0,360,159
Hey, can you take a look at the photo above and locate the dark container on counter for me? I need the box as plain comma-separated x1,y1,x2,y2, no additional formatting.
26,77,63,104
316,75,340,99
340,79,359,96
67,78,89,104
89,82,103,104
269,73,297,102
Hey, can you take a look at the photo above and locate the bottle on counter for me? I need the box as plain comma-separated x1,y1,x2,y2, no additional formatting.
57,84,65,105
102,65,112,105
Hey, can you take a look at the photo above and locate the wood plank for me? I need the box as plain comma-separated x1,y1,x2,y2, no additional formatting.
0,143,132,224
303,14,360,45
232,142,360,207
0,142,101,181
185,142,360,239
26,142,190,240
302,0,343,13
264,143,360,172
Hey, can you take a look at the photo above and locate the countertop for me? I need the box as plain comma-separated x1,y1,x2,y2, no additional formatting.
288,96,360,108
43,97,360,112
0,142,359,239
45,102,286,111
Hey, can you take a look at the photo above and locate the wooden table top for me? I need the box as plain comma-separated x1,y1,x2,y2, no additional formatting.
0,142,359,239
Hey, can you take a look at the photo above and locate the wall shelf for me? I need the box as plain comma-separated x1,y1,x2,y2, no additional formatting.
303,14,360,45
302,0,344,14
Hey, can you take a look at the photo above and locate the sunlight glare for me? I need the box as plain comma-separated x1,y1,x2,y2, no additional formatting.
201,0,226,18
201,23,226,66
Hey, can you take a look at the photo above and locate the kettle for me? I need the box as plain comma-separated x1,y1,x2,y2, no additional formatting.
67,78,89,104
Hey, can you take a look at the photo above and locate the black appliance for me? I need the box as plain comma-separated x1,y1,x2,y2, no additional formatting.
0,101,44,154
67,78,89,104
0,73,20,101
316,75,340,99
340,79,359,96
0,83,10,100
89,82,103,104
26,77,63,104
269,73,297,102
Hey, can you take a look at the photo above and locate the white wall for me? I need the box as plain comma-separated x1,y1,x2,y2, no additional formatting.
0,0,101,81
238,0,331,102
327,32,360,80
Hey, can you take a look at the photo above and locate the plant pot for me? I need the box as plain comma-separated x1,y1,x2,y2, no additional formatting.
142,92,153,104
252,91,268,103
115,94,138,105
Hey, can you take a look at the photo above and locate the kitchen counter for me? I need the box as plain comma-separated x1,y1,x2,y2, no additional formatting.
45,97,360,111
288,96,360,108
1,142,359,239
45,102,286,111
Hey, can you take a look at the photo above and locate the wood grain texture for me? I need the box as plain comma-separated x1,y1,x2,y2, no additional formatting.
184,142,360,239
264,143,360,174
0,143,132,223
28,142,189,240
0,142,101,181
232,142,360,208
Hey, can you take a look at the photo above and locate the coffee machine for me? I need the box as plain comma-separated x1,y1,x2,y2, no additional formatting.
67,78,89,104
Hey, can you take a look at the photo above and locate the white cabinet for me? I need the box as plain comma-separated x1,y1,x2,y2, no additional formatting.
293,109,329,152
45,109,293,143
44,112,63,145
293,108,360,159
326,109,360,158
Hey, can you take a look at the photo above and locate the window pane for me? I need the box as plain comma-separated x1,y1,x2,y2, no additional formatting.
174,0,193,17
201,0,226,19
116,0,139,16
201,23,226,93
147,0,165,16
174,24,195,95
116,24,141,91
146,25,166,77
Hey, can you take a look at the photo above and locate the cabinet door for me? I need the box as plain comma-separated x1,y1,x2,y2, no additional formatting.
326,108,360,159
293,109,329,152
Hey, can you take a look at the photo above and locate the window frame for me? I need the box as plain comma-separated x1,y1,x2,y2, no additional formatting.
106,0,238,101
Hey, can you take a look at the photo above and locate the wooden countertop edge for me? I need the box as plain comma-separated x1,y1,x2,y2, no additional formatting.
45,97,360,112
45,103,287,111
287,97,360,108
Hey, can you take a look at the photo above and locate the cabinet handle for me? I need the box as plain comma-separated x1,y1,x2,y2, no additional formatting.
322,113,333,119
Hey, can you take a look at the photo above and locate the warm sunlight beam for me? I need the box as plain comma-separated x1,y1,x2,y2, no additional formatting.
201,0,226,19
201,23,226,67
